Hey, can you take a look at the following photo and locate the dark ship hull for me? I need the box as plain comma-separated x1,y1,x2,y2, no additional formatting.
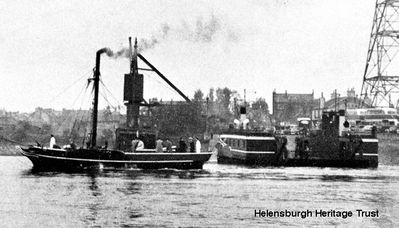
216,135,378,168
217,149,377,168
21,146,212,171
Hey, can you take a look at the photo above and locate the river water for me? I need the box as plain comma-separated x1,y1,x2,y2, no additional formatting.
0,156,398,227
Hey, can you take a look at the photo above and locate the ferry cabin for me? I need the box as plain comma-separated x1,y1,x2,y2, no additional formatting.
218,131,278,165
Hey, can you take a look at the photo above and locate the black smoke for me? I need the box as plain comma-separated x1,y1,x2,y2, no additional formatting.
111,14,239,57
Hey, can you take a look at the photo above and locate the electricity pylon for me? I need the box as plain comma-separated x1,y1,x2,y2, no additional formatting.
361,0,399,107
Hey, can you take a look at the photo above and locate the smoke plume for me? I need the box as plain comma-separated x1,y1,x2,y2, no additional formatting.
110,14,239,58
138,14,236,52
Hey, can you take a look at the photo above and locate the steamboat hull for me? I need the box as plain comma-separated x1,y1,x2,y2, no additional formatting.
216,136,378,168
21,146,212,171
217,149,277,166
282,158,377,168
217,152,378,168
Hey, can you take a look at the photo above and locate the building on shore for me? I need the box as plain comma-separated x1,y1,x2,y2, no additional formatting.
273,88,373,126
323,88,372,111
272,90,316,125
312,88,372,121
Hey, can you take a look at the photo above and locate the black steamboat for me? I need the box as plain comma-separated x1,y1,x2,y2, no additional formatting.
21,37,212,171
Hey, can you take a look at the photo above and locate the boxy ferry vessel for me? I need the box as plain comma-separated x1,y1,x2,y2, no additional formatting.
216,109,378,168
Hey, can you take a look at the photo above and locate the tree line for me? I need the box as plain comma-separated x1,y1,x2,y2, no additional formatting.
1,87,271,146
150,87,271,139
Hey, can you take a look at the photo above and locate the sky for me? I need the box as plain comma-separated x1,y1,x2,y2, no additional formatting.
0,0,376,113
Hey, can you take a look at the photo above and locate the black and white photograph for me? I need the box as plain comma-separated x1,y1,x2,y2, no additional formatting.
0,0,398,227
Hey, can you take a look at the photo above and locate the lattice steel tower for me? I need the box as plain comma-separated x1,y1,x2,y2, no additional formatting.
361,0,399,107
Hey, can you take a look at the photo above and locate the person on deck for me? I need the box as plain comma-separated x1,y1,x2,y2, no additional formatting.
178,137,187,152
131,137,139,152
195,137,201,153
136,138,144,150
188,137,195,152
164,138,173,153
50,135,56,148
156,138,163,153
102,140,108,150
69,138,77,150
371,124,377,138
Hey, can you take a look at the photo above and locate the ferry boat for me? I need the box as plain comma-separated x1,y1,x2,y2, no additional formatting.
216,108,378,168
20,37,212,171
217,130,282,165
216,106,287,166
285,110,378,168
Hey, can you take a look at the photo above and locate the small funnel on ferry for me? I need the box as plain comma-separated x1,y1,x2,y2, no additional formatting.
239,106,249,130
240,106,247,122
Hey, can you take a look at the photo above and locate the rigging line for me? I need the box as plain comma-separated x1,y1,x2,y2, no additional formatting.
76,109,89,134
99,85,122,110
99,91,118,111
144,72,178,95
66,82,87,113
69,118,78,139
60,84,87,136
0,135,29,147
48,71,92,104
71,108,90,143
97,77,126,113
70,111,86,140
75,114,84,134
77,91,93,123
99,80,126,114
99,79,123,107
81,111,92,147
99,90,112,107
71,101,90,138
100,85,120,108
70,90,90,133
52,84,88,135
77,85,92,111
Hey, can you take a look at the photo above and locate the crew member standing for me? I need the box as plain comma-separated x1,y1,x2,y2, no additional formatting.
50,134,56,148
195,136,201,153
178,137,187,152
136,138,145,150
165,138,173,153
131,137,139,152
156,138,163,153
188,137,195,152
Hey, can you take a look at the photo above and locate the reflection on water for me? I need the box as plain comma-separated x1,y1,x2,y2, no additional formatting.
86,173,101,226
320,175,355,182
0,157,398,227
